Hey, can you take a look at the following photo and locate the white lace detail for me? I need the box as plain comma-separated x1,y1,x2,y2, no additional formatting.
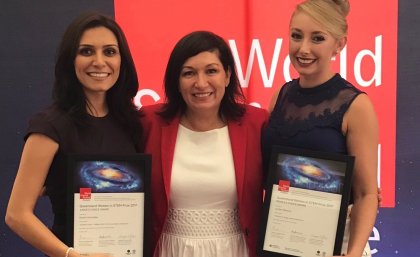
163,208,242,238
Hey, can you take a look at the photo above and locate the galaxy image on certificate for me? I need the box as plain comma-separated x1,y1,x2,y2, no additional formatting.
276,154,346,194
75,161,143,193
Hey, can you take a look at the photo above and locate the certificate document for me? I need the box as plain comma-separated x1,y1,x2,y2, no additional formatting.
67,154,151,257
258,146,354,257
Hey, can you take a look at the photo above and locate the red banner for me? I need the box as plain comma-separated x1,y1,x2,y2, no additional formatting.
115,0,397,207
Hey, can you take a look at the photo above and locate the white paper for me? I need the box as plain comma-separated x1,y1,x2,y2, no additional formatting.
74,192,144,257
263,185,341,257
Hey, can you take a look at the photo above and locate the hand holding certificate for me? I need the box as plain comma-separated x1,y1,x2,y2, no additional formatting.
258,146,354,257
67,154,151,257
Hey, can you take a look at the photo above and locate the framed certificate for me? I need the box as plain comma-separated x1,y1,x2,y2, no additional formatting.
257,146,354,257
66,154,151,257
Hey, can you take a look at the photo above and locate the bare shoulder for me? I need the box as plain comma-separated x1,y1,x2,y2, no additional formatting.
348,93,377,121
344,93,378,134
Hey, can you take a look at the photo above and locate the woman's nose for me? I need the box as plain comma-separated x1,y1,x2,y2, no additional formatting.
299,39,311,54
92,53,106,66
195,73,208,88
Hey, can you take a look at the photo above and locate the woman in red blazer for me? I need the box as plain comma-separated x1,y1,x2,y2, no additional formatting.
140,31,268,257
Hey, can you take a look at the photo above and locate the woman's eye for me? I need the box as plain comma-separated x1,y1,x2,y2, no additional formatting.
312,35,325,43
290,32,302,41
78,47,93,56
207,68,218,74
104,47,118,57
181,70,194,77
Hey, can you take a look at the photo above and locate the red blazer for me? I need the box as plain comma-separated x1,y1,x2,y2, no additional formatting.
140,104,268,257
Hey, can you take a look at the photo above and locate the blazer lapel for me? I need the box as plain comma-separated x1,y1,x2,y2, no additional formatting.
228,119,247,204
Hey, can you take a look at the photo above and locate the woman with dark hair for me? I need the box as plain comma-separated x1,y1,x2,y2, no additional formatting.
53,12,140,133
159,30,246,121
141,31,268,257
6,12,141,257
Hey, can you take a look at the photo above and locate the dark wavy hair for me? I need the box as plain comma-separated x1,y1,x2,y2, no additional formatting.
159,31,246,120
52,12,141,144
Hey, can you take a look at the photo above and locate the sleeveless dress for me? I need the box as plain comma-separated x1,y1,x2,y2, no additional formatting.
262,73,362,161
262,73,372,256
155,125,248,257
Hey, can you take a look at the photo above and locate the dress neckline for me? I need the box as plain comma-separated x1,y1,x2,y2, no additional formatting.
179,123,228,134
296,73,340,94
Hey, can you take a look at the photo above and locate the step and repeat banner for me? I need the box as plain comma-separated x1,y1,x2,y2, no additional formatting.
0,0,418,256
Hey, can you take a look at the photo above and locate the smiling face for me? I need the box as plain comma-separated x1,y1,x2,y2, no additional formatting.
74,26,121,99
289,11,346,87
179,50,231,117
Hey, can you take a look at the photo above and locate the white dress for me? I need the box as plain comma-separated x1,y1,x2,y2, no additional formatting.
156,125,249,257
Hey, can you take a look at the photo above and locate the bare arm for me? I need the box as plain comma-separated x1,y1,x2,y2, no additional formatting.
340,94,379,257
5,134,111,257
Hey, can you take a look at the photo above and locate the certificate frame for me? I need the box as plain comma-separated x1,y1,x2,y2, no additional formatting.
66,153,151,257
257,146,354,257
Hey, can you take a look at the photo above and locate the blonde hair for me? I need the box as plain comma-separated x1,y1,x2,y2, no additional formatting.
292,0,350,40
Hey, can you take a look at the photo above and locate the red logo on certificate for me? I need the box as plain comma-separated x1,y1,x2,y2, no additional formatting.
79,188,91,199
278,180,290,192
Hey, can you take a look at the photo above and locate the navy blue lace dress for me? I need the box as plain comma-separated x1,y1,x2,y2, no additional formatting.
262,73,363,173
262,73,369,254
